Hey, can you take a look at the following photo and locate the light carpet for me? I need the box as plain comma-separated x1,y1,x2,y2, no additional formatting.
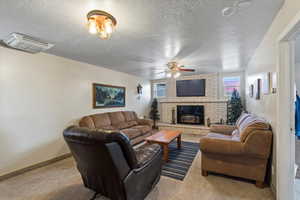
0,135,274,200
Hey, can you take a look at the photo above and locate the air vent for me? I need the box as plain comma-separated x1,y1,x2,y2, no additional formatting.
3,33,54,54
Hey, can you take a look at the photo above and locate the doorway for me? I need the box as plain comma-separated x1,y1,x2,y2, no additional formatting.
277,11,300,200
295,36,300,199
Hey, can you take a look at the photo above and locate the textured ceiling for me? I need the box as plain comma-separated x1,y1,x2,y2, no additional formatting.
0,0,284,79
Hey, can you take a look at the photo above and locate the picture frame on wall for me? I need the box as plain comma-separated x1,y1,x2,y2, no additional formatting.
262,72,271,95
271,72,277,94
93,83,126,108
249,84,254,98
254,78,261,100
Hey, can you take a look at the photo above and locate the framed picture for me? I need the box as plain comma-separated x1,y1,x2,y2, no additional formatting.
249,84,254,98
262,72,271,95
271,72,277,94
93,83,126,108
254,78,261,100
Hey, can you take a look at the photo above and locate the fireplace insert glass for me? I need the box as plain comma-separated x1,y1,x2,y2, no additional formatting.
177,105,204,125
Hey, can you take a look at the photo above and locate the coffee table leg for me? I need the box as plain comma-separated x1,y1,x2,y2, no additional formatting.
163,144,169,162
177,135,181,149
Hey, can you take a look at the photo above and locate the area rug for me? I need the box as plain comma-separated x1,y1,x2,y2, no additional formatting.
162,141,199,181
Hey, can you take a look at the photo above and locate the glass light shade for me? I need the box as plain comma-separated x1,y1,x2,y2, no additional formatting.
88,18,98,34
104,19,114,34
99,30,110,40
166,72,172,78
174,72,181,79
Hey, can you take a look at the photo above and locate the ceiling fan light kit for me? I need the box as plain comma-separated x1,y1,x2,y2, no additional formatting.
174,72,181,79
156,61,196,78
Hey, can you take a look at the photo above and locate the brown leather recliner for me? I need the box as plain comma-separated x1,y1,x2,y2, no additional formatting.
200,113,273,188
63,126,162,200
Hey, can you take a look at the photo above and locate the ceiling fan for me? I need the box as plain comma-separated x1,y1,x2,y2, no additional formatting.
156,61,196,78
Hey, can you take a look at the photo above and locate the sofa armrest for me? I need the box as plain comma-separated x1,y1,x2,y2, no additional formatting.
200,137,244,155
137,119,153,127
209,125,236,135
244,130,273,159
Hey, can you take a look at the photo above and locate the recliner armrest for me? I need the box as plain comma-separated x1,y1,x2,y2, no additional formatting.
137,119,153,127
200,137,244,155
123,145,162,200
134,146,162,172
209,125,236,135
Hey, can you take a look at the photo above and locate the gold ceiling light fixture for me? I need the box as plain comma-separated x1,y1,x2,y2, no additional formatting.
87,10,117,40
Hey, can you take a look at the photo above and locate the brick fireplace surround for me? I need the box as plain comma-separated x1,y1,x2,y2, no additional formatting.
155,73,228,135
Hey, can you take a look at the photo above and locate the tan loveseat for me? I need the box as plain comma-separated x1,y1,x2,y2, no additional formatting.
79,111,154,145
200,113,273,187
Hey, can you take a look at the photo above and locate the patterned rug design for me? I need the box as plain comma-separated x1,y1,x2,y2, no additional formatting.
162,141,199,181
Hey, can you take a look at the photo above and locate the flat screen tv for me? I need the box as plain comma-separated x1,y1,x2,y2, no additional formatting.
176,79,206,97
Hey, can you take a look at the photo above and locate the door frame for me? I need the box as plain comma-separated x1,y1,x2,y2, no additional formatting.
276,10,300,200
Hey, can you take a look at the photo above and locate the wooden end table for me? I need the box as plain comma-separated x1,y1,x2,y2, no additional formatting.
145,130,182,162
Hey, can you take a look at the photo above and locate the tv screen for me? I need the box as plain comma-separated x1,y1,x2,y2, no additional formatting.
176,79,206,97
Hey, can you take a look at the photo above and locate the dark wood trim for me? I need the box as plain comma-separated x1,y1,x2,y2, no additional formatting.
255,181,266,188
202,170,208,177
0,153,72,181
92,83,126,109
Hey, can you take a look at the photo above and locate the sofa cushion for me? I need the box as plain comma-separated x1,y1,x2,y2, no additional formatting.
109,111,126,123
90,113,112,129
121,128,142,139
135,143,161,167
79,116,96,129
127,120,138,127
206,132,233,141
132,125,151,134
123,111,137,121
209,125,236,135
116,122,132,129
109,112,128,129
238,116,270,142
206,129,241,142
98,126,118,131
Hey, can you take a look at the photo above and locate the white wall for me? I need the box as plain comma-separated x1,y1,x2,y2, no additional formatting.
0,46,151,176
245,0,300,194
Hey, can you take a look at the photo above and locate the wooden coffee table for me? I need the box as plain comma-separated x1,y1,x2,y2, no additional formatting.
145,130,182,162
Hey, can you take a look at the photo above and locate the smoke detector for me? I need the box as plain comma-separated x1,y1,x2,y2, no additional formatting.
2,33,54,54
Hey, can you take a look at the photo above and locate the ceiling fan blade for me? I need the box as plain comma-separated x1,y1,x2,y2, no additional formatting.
179,68,195,72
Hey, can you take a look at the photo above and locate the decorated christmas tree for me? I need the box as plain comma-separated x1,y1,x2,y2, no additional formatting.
149,98,160,129
227,89,243,124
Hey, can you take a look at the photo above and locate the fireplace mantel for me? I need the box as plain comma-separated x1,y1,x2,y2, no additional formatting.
159,98,228,104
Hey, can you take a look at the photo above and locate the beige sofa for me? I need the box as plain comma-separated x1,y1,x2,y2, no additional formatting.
200,113,273,187
79,111,154,145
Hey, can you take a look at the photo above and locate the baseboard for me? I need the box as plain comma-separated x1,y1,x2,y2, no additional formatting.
0,153,72,181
